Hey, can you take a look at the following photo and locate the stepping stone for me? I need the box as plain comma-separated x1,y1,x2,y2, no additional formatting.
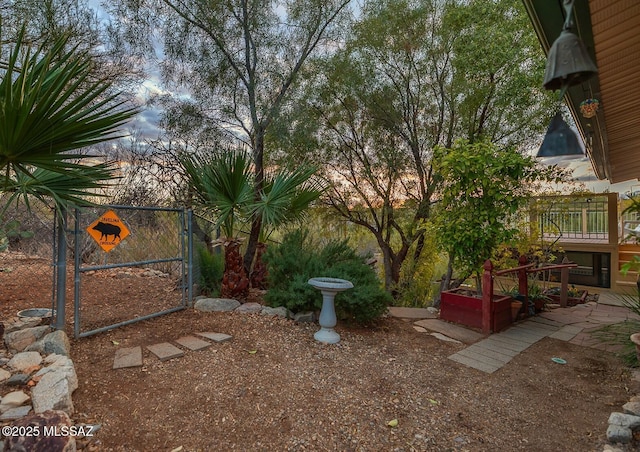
175,336,212,351
113,346,143,369
430,332,462,344
414,319,485,344
147,343,185,361
196,332,233,343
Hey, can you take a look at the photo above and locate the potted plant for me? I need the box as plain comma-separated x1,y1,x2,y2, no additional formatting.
528,282,551,312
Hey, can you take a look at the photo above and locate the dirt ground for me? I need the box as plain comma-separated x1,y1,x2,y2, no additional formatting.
2,253,640,451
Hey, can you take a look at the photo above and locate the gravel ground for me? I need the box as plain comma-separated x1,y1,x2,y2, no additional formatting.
1,254,638,451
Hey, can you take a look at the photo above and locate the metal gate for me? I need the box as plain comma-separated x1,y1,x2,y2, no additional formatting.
61,205,193,338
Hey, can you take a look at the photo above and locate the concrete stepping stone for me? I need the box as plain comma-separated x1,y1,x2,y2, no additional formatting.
113,346,143,369
196,332,233,343
414,319,485,344
147,343,185,361
175,336,212,351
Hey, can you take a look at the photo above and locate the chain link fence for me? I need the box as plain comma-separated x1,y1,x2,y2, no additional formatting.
70,205,192,337
0,197,56,322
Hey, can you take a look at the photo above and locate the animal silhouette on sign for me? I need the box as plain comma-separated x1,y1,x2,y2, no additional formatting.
92,222,121,241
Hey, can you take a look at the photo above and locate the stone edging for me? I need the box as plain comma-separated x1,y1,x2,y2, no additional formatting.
1,316,88,451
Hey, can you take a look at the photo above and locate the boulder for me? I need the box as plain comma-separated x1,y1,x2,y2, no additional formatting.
26,330,71,356
607,424,633,444
0,405,32,421
0,368,10,383
3,410,76,452
31,358,78,414
293,311,315,323
4,326,51,354
7,351,43,372
260,306,291,318
3,317,43,334
234,302,263,314
35,355,78,393
0,390,30,412
608,412,640,429
194,298,241,312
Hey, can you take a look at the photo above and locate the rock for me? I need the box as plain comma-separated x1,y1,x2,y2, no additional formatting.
3,317,43,334
430,332,462,344
606,424,633,444
603,444,627,452
0,368,11,383
608,412,640,429
234,302,263,314
3,410,76,452
413,326,428,333
0,390,30,411
194,298,241,312
6,373,31,386
4,325,51,353
26,330,71,356
31,370,75,414
260,306,290,318
7,351,43,372
35,355,78,394
622,401,640,416
293,311,315,323
427,307,439,315
0,405,32,421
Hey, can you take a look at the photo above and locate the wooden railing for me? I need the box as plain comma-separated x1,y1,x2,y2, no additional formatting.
480,256,577,334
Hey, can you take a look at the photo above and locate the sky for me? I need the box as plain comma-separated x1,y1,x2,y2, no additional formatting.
88,1,637,198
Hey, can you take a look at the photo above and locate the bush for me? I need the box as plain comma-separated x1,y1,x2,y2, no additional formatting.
264,229,391,323
197,245,224,296
594,290,640,367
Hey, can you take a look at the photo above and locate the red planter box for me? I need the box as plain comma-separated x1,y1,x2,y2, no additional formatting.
440,288,512,333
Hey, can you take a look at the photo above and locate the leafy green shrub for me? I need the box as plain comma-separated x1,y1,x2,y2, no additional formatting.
197,246,224,296
264,229,391,323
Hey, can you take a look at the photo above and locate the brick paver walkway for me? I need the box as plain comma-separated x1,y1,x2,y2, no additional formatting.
390,301,640,374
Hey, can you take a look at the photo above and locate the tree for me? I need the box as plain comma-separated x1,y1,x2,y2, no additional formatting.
0,27,137,211
296,0,555,292
180,150,323,298
1,0,142,89
433,139,564,294
110,0,352,273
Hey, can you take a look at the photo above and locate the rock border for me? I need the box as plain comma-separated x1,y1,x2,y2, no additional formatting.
1,316,83,451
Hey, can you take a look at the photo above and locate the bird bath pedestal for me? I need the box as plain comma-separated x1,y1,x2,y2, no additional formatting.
308,277,353,344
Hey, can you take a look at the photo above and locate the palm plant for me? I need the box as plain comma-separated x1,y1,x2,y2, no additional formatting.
180,150,324,297
0,26,137,211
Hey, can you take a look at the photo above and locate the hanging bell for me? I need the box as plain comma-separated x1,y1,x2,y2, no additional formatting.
543,30,598,91
536,112,584,157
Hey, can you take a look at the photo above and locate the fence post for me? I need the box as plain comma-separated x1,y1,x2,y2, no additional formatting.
518,255,529,318
560,256,570,307
482,259,493,334
54,209,67,331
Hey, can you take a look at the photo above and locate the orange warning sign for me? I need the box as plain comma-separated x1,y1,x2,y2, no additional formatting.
86,210,130,252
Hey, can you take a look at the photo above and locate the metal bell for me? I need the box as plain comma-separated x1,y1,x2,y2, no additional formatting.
542,0,598,91
543,29,598,91
536,112,584,157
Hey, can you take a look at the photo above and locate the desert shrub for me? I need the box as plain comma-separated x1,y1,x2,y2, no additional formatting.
594,290,640,367
197,246,224,296
264,229,391,323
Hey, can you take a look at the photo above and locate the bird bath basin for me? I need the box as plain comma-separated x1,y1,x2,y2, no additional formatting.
17,308,55,319
308,277,354,344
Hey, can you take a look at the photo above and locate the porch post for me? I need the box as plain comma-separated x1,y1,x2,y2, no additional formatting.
482,260,493,334
518,255,529,318
560,257,570,307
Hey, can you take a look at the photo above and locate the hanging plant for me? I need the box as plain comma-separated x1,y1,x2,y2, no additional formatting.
580,98,600,118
